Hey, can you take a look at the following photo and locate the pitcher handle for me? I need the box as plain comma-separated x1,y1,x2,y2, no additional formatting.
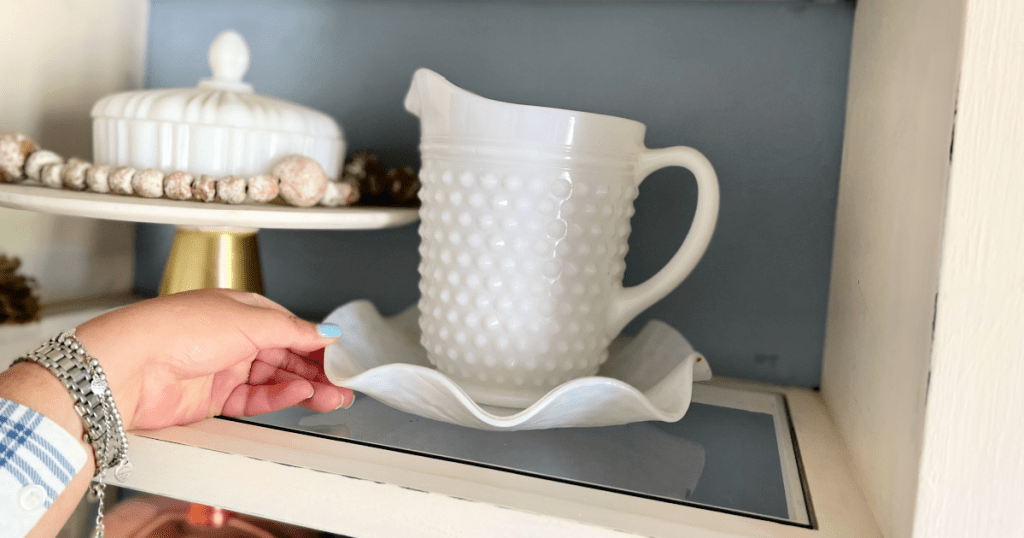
608,146,720,334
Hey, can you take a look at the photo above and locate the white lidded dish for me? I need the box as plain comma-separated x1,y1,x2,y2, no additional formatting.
91,30,344,179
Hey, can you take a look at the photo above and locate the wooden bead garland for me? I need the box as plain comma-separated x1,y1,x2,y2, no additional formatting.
215,175,247,204
163,171,194,200
132,168,165,198
24,150,62,181
108,166,135,195
0,133,419,208
85,165,111,194
192,174,217,202
246,174,278,203
61,158,90,190
271,155,328,208
0,134,37,183
40,163,65,189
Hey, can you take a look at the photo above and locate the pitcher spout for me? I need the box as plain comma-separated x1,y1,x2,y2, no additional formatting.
404,67,645,151
405,68,512,140
403,68,427,118
403,68,455,121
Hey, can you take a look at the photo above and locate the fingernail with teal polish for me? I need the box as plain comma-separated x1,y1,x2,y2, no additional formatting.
317,323,342,338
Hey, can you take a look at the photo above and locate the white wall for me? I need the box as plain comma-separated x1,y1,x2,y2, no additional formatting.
0,0,149,303
820,0,964,537
913,0,1024,535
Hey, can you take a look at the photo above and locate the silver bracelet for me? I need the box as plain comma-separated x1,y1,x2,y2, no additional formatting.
14,329,130,538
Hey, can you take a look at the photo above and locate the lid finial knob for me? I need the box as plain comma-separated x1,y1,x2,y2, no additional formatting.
199,30,254,93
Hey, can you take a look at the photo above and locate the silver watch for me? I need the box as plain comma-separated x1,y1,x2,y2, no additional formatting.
14,329,130,538
14,330,129,472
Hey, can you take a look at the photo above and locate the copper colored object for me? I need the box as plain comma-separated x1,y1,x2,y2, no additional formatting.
104,496,321,538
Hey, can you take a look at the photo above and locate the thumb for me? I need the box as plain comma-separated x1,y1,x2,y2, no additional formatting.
220,291,339,354
221,291,341,354
241,310,341,355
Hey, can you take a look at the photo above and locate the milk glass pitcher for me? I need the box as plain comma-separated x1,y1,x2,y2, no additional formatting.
406,68,719,407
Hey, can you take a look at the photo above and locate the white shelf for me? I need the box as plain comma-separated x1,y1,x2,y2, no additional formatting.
108,380,878,538
0,299,881,538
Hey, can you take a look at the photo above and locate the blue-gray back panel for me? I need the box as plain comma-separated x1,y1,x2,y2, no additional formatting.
138,0,854,387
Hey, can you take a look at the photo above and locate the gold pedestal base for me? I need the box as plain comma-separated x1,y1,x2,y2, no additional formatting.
159,228,264,296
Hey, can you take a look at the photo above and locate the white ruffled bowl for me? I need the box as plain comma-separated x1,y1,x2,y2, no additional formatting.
322,301,711,431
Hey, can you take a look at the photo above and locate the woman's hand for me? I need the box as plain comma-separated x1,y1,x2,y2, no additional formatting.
74,289,353,432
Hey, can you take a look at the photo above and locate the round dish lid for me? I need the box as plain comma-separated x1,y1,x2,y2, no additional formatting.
91,30,344,179
92,30,340,138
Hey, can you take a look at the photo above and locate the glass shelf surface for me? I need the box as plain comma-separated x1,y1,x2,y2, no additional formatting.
236,383,810,526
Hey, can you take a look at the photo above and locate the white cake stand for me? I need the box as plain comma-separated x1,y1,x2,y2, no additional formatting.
0,182,419,295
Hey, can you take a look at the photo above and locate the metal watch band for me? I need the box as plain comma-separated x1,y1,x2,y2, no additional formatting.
14,330,129,473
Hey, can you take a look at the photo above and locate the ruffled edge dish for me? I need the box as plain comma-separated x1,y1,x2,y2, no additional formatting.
322,300,712,431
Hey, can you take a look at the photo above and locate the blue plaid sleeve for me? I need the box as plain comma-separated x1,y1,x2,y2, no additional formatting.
0,398,87,538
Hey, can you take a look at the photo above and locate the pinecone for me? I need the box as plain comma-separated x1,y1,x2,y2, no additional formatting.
0,254,41,324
